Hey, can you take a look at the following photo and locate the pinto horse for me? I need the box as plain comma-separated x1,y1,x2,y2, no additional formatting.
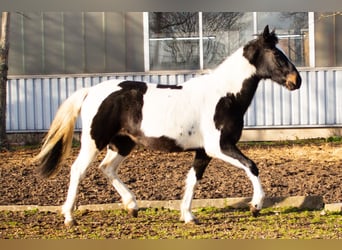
35,25,301,226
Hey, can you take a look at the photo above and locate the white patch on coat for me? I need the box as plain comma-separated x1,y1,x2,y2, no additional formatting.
140,47,256,150
213,47,257,95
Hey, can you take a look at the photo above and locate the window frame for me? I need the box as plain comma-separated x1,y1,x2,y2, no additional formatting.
143,12,315,72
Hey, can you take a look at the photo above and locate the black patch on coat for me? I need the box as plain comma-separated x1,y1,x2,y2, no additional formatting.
156,84,183,90
213,75,259,145
90,81,148,151
140,136,184,152
192,149,212,180
220,144,259,177
109,135,136,156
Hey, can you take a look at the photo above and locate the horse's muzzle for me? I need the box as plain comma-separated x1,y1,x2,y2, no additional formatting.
285,72,301,90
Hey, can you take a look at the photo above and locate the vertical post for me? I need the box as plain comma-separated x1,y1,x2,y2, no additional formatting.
143,12,150,72
308,12,315,68
253,12,258,35
199,12,203,70
0,12,10,148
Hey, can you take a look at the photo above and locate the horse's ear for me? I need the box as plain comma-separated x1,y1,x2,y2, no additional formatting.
263,25,270,38
262,25,278,45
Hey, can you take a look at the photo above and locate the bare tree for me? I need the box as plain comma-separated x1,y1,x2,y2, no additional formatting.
149,12,244,69
0,12,10,149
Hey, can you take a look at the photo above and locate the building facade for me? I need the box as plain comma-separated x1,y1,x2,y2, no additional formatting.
4,12,342,140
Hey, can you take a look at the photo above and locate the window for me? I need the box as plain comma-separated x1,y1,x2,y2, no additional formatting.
148,12,310,71
202,12,253,68
257,12,309,67
149,12,200,70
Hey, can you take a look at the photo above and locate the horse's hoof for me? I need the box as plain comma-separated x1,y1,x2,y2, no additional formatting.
249,204,261,217
185,218,200,225
64,219,77,227
128,208,139,218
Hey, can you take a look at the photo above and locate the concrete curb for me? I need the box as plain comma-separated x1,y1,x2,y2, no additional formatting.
323,203,342,213
0,196,326,213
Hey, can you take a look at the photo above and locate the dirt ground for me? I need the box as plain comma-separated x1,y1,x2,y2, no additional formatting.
0,140,341,207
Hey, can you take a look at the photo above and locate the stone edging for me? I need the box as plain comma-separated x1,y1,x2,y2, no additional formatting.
1,196,338,213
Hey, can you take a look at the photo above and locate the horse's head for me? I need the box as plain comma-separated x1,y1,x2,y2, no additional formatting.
243,25,301,91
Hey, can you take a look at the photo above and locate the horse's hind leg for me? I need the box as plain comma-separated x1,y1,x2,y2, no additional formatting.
180,149,211,223
61,137,99,226
99,146,138,217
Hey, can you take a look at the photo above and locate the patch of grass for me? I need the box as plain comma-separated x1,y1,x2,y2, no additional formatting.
23,208,39,216
238,136,342,149
0,208,341,239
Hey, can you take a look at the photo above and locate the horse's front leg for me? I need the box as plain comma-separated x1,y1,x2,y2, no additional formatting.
180,149,211,224
207,143,265,216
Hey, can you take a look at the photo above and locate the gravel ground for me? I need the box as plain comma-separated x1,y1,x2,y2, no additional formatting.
1,141,341,206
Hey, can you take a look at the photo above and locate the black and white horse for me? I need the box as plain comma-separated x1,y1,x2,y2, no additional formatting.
35,25,301,226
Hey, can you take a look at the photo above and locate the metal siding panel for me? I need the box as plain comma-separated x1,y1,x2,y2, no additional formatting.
25,79,35,130
75,77,84,129
254,82,265,126
246,92,257,127
18,79,27,130
5,69,342,133
50,78,60,123
273,83,282,126
308,71,318,125
264,80,274,126
325,70,337,124
176,74,185,84
33,78,44,130
6,80,11,130
291,85,301,126
336,71,342,124
317,71,327,125
7,80,16,130
281,85,291,126
299,71,309,125
158,75,168,84
9,79,18,130
42,78,52,129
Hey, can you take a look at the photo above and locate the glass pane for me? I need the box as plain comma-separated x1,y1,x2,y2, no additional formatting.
149,40,200,70
257,12,309,67
202,12,253,69
315,12,342,67
149,12,200,70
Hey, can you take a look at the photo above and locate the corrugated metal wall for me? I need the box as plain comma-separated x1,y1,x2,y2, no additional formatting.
6,69,342,132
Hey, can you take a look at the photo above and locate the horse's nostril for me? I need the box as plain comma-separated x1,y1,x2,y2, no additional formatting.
286,73,301,90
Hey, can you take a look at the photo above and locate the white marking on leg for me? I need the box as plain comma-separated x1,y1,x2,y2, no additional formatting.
245,170,265,210
100,149,138,212
180,167,198,223
205,143,265,212
62,139,98,226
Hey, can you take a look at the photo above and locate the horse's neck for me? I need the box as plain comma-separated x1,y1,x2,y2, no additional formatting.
210,47,260,113
211,48,256,93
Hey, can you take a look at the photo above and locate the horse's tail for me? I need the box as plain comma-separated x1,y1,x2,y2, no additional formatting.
35,88,89,178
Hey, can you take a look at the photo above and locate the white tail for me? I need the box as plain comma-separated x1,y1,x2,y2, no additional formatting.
35,88,89,178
